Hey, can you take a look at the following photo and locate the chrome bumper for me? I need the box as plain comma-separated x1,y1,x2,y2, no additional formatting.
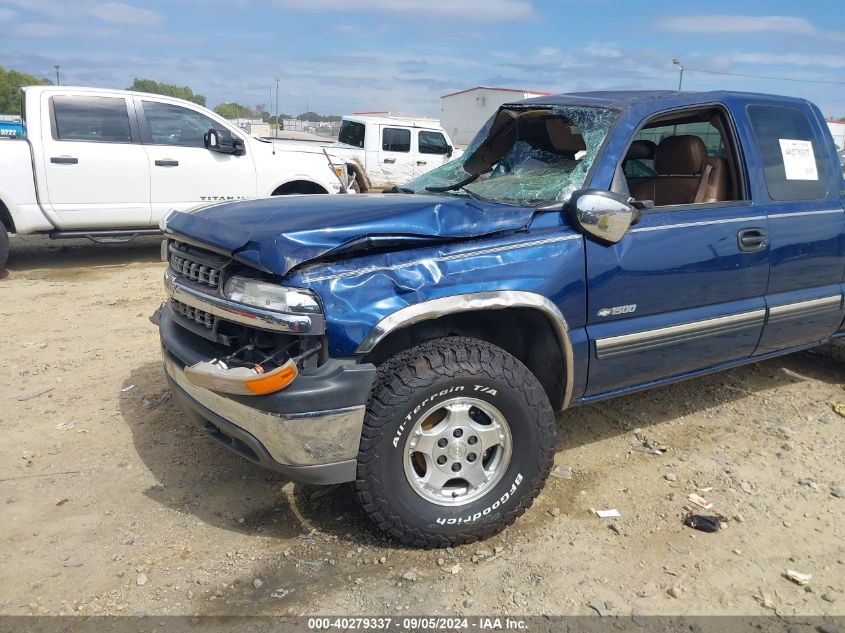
163,270,326,335
163,355,365,466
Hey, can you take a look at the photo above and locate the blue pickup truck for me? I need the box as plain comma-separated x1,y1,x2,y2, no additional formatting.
159,90,845,546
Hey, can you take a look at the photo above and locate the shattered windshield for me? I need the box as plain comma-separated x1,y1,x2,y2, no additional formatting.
405,105,619,206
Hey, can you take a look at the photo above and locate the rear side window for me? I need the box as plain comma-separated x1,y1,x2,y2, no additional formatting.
52,96,132,143
142,101,217,148
338,120,365,148
747,105,827,201
419,130,449,155
382,127,410,152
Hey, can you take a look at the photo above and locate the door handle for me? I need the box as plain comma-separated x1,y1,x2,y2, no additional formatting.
50,156,78,164
383,158,396,164
416,160,427,166
737,228,768,252
155,159,179,167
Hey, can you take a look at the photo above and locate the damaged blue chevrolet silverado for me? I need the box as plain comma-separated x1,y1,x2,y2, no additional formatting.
158,90,845,546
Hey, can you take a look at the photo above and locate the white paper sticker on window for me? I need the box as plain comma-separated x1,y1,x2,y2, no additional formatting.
779,139,818,181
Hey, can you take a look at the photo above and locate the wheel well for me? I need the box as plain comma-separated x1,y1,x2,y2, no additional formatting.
362,308,566,409
0,198,14,233
272,180,328,195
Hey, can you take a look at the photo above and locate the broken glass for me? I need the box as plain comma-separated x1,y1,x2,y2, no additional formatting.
405,105,619,206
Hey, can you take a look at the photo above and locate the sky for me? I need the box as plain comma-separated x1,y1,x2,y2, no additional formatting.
1,0,843,118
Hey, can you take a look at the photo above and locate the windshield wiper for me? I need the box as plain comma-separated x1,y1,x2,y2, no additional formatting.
385,185,415,194
424,173,479,193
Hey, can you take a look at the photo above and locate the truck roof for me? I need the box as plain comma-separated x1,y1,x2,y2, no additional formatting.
343,113,442,129
513,89,812,111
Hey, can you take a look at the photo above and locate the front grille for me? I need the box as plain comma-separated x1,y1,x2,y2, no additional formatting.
168,241,227,288
171,299,213,329
170,254,220,287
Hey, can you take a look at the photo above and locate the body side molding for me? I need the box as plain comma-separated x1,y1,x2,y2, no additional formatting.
356,291,576,410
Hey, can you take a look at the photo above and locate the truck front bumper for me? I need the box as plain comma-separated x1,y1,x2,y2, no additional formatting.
159,309,376,485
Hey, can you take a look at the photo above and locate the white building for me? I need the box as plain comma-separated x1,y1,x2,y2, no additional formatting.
440,86,553,147
828,120,844,151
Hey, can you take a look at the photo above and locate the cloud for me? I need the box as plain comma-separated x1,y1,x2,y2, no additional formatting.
0,7,15,21
84,2,164,26
16,22,71,37
732,52,845,69
270,0,533,21
657,15,816,34
1,0,164,26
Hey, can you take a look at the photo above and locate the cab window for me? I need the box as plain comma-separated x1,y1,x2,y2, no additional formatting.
382,127,410,152
419,130,449,155
339,120,365,148
142,101,217,148
52,96,133,143
747,104,827,201
623,107,744,207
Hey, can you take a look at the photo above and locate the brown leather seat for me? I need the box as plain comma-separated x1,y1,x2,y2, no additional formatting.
625,139,656,161
630,135,727,205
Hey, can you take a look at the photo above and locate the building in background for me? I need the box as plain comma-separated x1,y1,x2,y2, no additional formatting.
828,120,844,151
440,86,553,147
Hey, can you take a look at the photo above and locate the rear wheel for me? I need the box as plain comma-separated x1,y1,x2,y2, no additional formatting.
0,223,9,272
354,336,556,547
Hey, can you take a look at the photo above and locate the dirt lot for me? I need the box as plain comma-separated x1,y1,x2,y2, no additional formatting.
1,235,844,618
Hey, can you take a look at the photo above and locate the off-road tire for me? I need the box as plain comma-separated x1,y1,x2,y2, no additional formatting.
354,336,556,547
0,223,9,272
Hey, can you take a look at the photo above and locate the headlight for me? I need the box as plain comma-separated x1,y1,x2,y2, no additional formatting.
224,276,322,314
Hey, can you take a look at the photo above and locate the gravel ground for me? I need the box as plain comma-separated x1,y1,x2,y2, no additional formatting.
1,235,844,617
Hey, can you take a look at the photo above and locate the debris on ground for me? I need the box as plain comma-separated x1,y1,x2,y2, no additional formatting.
587,599,612,616
784,569,812,586
683,514,724,533
551,465,573,479
830,401,845,418
120,384,136,393
16,387,54,402
831,485,845,498
548,507,561,517
688,493,714,510
631,428,668,454
595,509,621,519
143,392,172,409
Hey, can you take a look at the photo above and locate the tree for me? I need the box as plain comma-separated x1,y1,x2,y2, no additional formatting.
297,111,342,122
127,79,206,106
0,66,52,115
213,102,257,120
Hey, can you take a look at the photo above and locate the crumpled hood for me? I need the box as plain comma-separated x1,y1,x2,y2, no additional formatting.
165,194,536,277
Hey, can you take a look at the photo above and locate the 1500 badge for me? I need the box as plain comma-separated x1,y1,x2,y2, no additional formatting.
597,304,637,317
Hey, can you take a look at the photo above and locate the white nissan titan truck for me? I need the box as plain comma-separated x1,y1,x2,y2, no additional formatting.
0,86,349,271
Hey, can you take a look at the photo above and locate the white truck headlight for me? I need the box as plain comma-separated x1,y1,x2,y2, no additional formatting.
224,276,322,314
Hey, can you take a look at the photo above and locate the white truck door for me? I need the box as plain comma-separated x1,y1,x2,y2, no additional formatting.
416,129,453,177
137,99,256,219
40,94,151,228
375,125,415,187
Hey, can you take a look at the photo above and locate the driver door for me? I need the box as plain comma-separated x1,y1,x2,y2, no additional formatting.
136,99,256,220
583,107,770,398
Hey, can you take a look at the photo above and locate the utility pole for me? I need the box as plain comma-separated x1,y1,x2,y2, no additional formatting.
54,64,60,86
275,78,280,139
672,58,684,91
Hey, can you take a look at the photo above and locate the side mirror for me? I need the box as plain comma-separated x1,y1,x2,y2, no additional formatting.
204,128,245,156
446,145,454,158
568,189,639,244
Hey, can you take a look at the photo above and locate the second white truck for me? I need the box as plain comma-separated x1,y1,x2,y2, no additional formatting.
278,114,463,192
0,86,349,270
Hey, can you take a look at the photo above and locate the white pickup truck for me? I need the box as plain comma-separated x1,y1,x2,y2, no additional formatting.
280,114,463,192
0,86,348,270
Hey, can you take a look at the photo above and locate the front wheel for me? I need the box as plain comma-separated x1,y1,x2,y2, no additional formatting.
354,336,556,547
